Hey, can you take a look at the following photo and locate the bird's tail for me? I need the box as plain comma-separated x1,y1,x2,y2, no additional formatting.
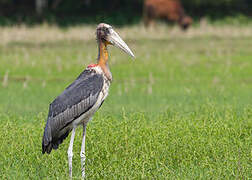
42,122,53,154
42,119,71,154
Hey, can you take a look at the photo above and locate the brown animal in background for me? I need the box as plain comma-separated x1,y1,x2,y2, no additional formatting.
144,0,193,30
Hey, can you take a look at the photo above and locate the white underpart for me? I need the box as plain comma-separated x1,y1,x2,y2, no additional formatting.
72,66,111,127
68,65,111,179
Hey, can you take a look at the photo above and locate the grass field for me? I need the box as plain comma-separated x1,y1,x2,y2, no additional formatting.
0,23,251,179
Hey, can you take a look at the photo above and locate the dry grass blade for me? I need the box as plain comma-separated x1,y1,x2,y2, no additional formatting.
2,70,9,88
0,22,252,45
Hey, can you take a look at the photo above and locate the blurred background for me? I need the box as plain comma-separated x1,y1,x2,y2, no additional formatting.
0,0,251,179
0,0,251,26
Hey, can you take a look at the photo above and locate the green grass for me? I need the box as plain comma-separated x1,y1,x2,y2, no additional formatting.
0,24,251,179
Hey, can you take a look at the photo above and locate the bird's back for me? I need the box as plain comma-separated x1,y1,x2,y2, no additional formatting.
42,68,105,154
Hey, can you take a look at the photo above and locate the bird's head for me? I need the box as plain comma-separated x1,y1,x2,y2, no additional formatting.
96,23,135,58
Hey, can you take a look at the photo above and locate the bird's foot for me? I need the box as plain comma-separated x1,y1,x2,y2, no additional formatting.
68,154,73,178
82,171,85,179
80,151,86,179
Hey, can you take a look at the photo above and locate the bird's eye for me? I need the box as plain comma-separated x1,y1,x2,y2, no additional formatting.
104,28,110,35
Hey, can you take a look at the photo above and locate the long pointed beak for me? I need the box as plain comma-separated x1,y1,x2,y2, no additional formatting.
107,29,135,58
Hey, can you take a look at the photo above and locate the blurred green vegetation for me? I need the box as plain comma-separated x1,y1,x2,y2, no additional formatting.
0,0,251,26
0,24,251,178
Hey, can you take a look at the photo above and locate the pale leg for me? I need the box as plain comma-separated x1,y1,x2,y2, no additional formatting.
80,124,87,179
68,127,76,178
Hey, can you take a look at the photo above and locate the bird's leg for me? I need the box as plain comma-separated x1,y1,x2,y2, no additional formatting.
68,127,76,178
80,124,87,179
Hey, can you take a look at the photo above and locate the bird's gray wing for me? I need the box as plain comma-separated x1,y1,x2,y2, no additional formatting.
42,69,104,154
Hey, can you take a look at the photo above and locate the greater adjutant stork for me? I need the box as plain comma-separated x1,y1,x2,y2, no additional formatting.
42,23,135,178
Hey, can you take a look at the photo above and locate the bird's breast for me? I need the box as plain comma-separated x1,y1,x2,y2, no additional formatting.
72,75,111,127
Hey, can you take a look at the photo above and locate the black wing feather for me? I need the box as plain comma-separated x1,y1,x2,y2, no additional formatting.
42,69,104,154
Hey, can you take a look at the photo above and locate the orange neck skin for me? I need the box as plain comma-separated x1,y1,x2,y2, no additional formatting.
97,40,112,81
97,41,109,67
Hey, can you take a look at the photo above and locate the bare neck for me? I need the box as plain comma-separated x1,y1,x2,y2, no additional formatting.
97,40,109,66
97,40,112,81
